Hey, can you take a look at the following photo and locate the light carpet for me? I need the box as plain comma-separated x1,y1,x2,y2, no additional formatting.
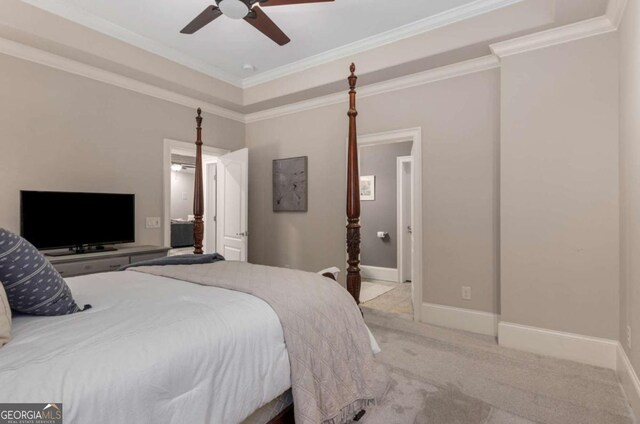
353,308,635,424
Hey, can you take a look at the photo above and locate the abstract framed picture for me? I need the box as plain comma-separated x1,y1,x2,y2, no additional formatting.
273,156,308,212
360,175,375,201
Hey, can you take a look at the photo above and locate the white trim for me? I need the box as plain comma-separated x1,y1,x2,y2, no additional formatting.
18,0,518,89
242,0,523,87
617,343,640,418
0,34,497,124
18,0,243,87
498,322,618,369
396,156,412,285
421,303,499,337
607,0,630,28
360,265,398,283
490,16,616,58
8,0,628,109
0,37,246,123
245,56,499,123
162,139,229,249
356,128,423,322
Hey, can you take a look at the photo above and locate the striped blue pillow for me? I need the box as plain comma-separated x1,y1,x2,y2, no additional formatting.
0,228,85,315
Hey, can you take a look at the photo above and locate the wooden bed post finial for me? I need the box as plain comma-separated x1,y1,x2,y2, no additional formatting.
348,63,357,89
193,108,205,255
346,63,361,304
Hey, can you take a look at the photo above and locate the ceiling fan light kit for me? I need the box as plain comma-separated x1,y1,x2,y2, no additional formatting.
181,0,334,46
218,0,250,20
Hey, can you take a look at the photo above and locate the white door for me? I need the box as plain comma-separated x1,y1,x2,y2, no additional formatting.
216,148,248,261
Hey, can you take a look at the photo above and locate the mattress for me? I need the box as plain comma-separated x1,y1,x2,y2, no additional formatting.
0,271,291,424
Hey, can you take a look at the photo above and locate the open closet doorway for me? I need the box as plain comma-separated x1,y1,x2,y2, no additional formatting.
163,139,229,255
355,129,423,322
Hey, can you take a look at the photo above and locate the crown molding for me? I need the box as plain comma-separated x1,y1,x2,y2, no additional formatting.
606,0,629,28
0,0,626,126
18,0,244,87
490,15,616,58
0,37,245,123
15,0,626,91
245,55,499,123
18,0,522,90
241,0,524,88
0,35,497,125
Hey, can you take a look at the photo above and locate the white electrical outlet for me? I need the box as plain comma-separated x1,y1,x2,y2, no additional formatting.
462,286,471,301
627,325,632,349
146,217,161,229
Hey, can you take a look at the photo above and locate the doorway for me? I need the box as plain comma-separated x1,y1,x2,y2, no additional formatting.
354,129,423,322
163,139,228,254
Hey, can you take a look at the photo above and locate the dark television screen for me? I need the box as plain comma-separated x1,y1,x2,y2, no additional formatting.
21,191,135,250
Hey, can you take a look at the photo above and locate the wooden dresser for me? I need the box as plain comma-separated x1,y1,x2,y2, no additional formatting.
47,245,170,278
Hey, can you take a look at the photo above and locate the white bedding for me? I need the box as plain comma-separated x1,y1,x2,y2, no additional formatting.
0,271,292,424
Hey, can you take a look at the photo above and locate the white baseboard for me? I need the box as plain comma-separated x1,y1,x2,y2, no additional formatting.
421,303,498,336
498,322,618,369
361,265,398,282
617,343,640,418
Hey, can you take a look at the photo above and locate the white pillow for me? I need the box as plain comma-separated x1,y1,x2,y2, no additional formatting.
0,283,11,347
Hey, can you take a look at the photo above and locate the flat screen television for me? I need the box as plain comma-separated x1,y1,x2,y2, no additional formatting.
21,191,135,254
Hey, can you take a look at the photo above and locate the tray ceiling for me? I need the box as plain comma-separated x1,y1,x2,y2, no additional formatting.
20,0,482,83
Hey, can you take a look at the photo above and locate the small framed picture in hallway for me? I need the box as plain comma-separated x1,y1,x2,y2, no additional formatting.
360,175,375,201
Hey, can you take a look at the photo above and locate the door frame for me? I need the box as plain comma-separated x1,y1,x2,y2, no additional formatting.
163,139,229,249
354,128,423,322
397,156,412,285
204,162,217,254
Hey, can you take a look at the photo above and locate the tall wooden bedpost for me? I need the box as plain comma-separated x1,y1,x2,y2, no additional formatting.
193,108,204,255
346,64,361,304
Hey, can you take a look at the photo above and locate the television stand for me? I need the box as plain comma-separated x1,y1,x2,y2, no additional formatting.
46,245,170,277
45,245,118,257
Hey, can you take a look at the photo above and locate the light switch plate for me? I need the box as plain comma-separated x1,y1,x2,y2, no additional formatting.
146,217,161,229
462,286,471,301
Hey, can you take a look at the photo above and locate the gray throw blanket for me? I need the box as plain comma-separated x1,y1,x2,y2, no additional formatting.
130,261,376,424
119,253,224,270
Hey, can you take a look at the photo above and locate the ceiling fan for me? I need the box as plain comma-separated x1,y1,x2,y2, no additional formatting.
181,0,334,46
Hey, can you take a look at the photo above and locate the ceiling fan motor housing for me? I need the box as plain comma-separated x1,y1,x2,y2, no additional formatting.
216,0,251,20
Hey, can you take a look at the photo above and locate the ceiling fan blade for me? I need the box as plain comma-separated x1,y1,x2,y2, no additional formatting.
260,0,334,6
244,7,291,46
180,6,222,34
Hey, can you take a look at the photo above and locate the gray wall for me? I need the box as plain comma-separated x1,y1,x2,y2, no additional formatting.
246,69,500,313
360,142,412,269
500,32,619,339
170,170,195,220
0,53,245,246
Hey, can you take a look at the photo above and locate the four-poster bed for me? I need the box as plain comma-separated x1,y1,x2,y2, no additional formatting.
190,64,363,305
